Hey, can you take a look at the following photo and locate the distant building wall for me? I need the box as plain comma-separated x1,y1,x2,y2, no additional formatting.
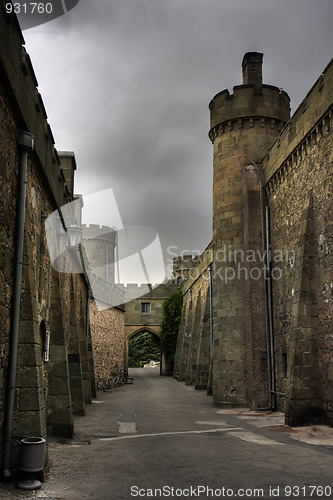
173,244,213,390
124,283,179,374
81,224,125,390
90,300,125,389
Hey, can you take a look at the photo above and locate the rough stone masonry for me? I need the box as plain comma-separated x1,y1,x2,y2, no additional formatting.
174,52,333,427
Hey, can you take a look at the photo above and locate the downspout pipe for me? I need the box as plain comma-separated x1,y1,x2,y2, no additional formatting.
1,131,34,480
264,201,277,411
207,266,213,362
254,192,277,412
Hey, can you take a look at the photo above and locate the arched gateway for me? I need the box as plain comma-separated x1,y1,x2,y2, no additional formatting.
124,284,178,375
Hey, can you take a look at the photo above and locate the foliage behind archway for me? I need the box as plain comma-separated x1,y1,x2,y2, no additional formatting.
128,331,160,367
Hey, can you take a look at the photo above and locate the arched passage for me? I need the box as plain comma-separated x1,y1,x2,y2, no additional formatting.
124,326,161,373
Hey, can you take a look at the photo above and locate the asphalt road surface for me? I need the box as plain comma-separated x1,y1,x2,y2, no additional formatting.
3,368,333,499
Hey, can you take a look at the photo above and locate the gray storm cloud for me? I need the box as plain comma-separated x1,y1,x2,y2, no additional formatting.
22,0,333,277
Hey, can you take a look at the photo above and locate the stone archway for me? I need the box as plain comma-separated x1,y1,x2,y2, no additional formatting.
124,325,161,373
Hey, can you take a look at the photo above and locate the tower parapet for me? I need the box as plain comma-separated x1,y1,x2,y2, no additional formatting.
172,255,199,284
209,85,290,143
209,53,290,152
82,224,117,243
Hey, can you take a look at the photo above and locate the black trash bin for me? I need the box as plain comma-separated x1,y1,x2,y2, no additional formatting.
16,437,46,491
19,436,46,472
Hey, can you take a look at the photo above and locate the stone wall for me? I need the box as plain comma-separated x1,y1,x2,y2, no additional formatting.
125,284,176,326
173,244,213,390
90,300,125,389
262,58,333,424
173,53,333,426
0,5,95,472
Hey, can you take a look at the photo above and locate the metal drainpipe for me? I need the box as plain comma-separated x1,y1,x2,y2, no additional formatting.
208,266,213,362
264,202,277,411
1,131,34,479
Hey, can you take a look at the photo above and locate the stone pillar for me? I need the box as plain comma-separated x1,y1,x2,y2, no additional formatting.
242,163,269,408
47,271,74,438
173,296,188,379
185,291,202,386
177,297,192,381
78,299,92,405
67,283,85,416
285,191,321,425
195,292,211,390
8,246,48,468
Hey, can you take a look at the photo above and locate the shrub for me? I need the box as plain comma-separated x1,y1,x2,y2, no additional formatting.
160,287,183,363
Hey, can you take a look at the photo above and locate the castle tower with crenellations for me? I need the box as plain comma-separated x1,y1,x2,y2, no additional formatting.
82,224,118,284
173,52,333,425
209,52,290,407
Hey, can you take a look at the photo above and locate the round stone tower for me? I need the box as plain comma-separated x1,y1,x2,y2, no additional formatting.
209,52,290,243
82,225,117,283
209,53,290,408
172,255,199,284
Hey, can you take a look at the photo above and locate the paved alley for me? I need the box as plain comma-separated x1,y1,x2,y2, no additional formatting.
2,369,333,500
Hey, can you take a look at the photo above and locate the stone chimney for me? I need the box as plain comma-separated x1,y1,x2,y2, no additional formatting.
242,52,263,87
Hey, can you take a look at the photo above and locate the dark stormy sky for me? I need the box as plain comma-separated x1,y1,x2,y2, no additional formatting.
21,0,333,282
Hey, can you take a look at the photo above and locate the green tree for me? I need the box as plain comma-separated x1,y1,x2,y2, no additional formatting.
128,332,160,367
160,287,183,363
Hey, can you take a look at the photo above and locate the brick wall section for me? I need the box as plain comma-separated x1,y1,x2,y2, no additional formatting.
90,300,125,389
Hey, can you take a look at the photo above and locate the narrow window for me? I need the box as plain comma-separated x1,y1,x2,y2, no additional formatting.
141,302,150,314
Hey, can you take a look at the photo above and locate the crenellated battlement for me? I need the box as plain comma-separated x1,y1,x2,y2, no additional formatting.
0,9,72,209
209,84,290,142
124,282,178,300
262,56,333,187
82,224,117,243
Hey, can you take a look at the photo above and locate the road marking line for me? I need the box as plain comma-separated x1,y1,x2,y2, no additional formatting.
195,420,228,426
99,427,243,442
228,431,284,446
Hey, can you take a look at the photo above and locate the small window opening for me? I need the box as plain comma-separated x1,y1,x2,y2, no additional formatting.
141,302,150,314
